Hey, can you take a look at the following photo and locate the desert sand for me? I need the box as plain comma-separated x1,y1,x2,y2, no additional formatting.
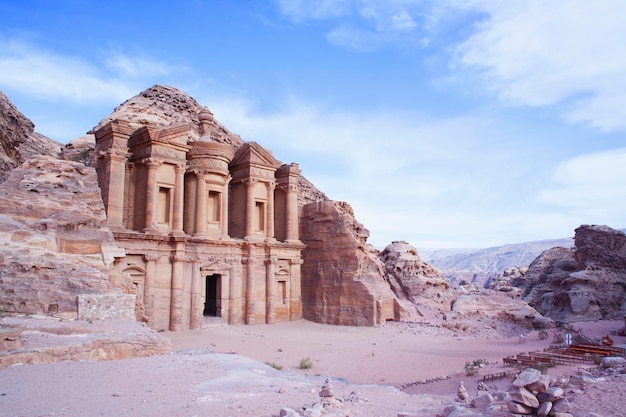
1,318,624,417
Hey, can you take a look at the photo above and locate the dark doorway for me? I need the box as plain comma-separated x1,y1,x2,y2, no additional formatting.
204,274,221,316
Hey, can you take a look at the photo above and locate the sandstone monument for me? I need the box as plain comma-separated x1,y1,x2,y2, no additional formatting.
0,85,554,332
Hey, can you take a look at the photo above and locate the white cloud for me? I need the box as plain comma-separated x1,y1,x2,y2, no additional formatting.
275,0,428,50
276,1,626,132
204,92,573,247
0,39,176,104
453,0,626,131
536,148,626,223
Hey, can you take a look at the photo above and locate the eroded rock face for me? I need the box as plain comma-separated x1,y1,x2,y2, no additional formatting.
300,201,404,326
0,155,124,316
95,84,244,147
379,241,453,311
0,91,61,181
451,289,550,329
520,225,626,322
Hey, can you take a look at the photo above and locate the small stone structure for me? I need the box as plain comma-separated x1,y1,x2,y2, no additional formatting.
77,294,136,321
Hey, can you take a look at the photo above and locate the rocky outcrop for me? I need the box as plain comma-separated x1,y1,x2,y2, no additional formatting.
0,91,62,181
450,288,550,329
95,85,243,147
379,241,454,312
0,155,125,316
0,316,171,369
516,225,626,322
300,201,405,326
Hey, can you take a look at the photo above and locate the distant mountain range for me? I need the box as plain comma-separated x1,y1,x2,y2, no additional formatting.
418,230,625,287
420,237,574,274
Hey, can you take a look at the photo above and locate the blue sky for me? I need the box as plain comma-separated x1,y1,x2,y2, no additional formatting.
1,0,625,249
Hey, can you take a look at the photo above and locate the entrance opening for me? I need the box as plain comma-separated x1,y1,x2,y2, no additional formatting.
204,274,221,316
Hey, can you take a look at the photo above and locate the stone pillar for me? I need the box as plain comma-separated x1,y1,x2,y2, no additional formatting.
286,184,299,242
289,258,303,320
169,253,186,331
194,170,207,237
144,159,160,232
221,179,230,237
227,258,241,324
265,256,277,324
244,246,256,324
172,164,185,234
143,254,158,327
245,178,255,238
266,182,275,240
189,256,202,329
104,152,127,228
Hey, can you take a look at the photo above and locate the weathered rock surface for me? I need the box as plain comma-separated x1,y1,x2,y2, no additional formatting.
0,90,62,181
95,85,243,146
0,316,171,369
450,288,550,329
0,155,124,316
300,201,404,326
512,225,626,322
379,241,454,311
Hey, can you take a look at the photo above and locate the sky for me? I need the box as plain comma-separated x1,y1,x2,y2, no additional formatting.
1,0,625,249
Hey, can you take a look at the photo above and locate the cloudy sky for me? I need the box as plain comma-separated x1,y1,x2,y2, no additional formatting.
1,1,625,249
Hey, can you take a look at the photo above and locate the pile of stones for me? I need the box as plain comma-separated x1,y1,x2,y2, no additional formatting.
443,368,573,417
279,378,345,417
506,368,571,416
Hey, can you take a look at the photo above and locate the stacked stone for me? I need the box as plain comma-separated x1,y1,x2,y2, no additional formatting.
507,368,572,417
319,378,342,408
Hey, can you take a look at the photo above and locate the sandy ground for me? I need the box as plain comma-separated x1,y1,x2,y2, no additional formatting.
1,318,624,417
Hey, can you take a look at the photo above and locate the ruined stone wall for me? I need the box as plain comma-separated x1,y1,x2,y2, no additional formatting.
77,294,136,321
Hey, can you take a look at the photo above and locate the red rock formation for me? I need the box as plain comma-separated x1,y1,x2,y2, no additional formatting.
0,91,61,181
517,225,626,322
0,155,124,316
300,201,404,326
379,241,454,312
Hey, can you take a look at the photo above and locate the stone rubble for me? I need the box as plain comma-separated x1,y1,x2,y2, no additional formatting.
436,360,626,417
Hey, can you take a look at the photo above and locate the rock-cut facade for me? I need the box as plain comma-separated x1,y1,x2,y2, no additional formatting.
93,108,304,331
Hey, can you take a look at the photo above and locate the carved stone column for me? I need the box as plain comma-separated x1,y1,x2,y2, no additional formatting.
144,159,160,232
221,178,230,237
285,184,299,242
172,164,185,233
265,256,277,324
227,257,241,324
169,253,187,331
266,181,275,240
244,245,256,324
194,170,207,237
189,256,202,329
245,178,256,238
143,253,158,327
289,257,303,320
103,152,127,228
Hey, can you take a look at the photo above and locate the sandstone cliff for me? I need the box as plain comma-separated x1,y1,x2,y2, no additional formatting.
505,225,626,322
0,91,62,181
300,201,405,325
0,155,125,316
